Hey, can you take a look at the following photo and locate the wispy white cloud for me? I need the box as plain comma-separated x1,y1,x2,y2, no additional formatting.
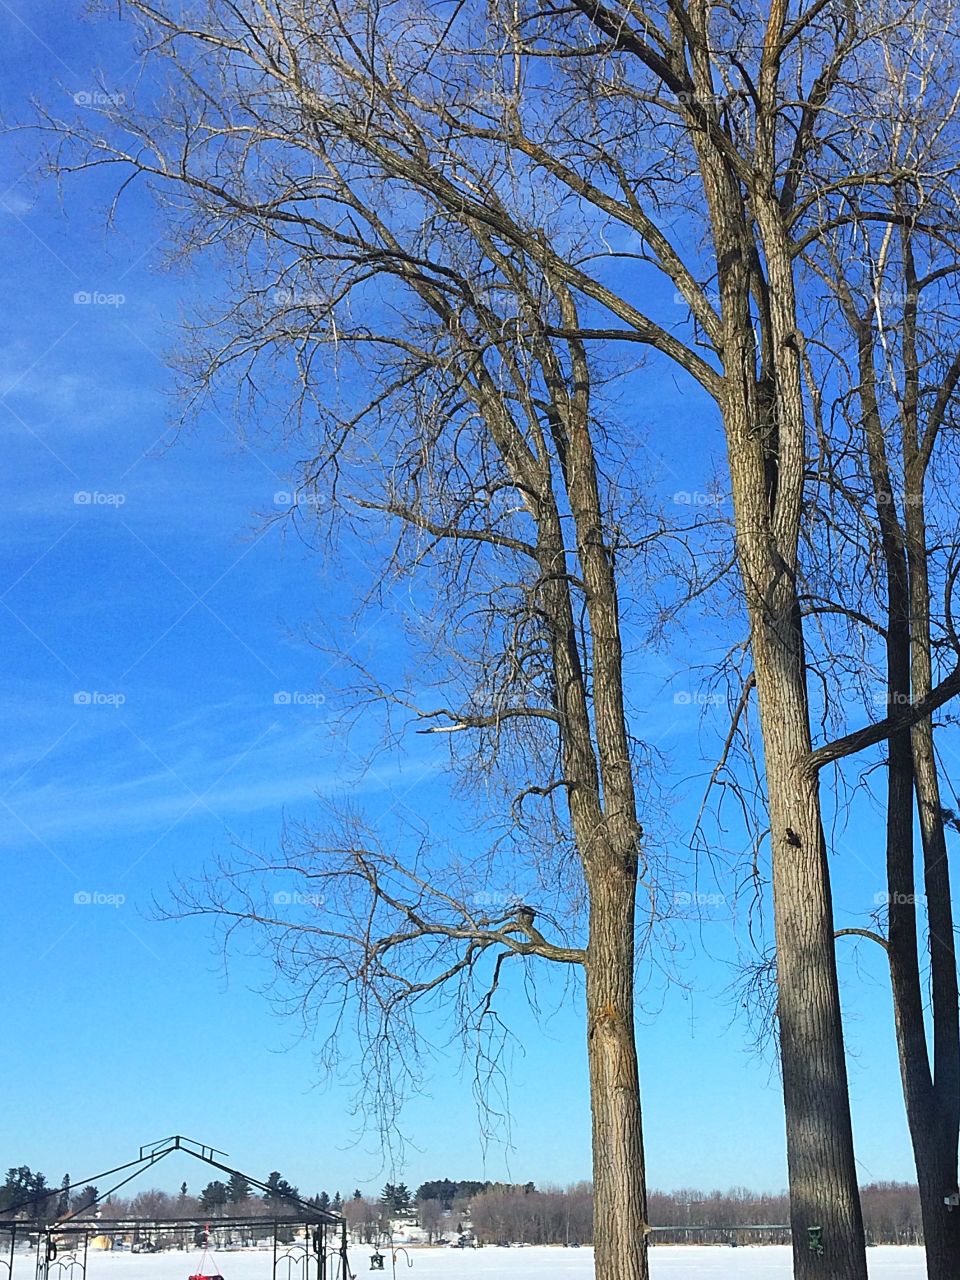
0,706,441,847
0,191,35,216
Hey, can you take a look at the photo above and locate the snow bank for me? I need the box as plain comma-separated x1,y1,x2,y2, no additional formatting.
10,1242,927,1279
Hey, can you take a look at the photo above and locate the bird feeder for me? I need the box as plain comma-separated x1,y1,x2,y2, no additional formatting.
807,1225,824,1256
369,1253,385,1271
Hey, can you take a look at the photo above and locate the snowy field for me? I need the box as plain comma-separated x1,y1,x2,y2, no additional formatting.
8,1244,927,1280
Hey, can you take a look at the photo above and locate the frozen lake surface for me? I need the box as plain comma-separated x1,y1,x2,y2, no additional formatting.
9,1243,927,1279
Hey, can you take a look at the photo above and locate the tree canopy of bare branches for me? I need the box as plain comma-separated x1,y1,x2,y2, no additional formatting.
33,1,960,1277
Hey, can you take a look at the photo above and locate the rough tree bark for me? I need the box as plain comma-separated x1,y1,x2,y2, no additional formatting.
902,237,960,1275
824,216,960,1279
652,12,868,1270
586,866,648,1279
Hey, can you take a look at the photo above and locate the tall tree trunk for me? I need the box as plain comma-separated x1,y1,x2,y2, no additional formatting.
905,492,960,1280
752,650,868,1280
898,241,960,1278
912,729,960,1279
710,172,867,1277
914,1141,960,1280
546,280,651,1280
585,860,649,1280
853,319,950,1279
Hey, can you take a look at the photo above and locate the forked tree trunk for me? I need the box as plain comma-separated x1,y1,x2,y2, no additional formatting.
585,861,649,1280
869,277,960,1278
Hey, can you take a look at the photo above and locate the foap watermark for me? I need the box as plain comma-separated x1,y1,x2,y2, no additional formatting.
73,89,125,108
874,890,926,906
674,890,727,909
73,290,126,308
74,490,126,507
470,890,522,910
270,286,324,309
675,90,726,108
273,690,326,707
273,890,325,908
74,890,126,907
673,288,721,310
871,287,935,314
873,689,914,709
673,690,724,707
273,489,326,510
874,490,925,507
74,691,126,707
673,489,724,506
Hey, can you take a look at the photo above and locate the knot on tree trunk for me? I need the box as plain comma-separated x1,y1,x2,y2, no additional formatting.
589,1002,621,1038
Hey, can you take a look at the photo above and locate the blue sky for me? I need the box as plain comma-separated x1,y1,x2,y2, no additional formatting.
0,0,935,1206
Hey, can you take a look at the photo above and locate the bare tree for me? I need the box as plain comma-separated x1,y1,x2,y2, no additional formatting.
343,1197,380,1246
37,5,698,1277
415,1198,444,1244
36,2,960,1278
801,40,960,1273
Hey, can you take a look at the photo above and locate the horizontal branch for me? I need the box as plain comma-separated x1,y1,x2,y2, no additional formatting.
805,663,960,774
415,706,561,732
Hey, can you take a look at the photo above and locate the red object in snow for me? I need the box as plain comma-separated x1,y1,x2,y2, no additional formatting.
189,1272,225,1278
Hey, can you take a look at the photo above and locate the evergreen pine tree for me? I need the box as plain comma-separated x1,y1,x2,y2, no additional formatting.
393,1185,412,1215
31,1173,49,1225
199,1181,229,1213
265,1172,298,1201
227,1173,250,1204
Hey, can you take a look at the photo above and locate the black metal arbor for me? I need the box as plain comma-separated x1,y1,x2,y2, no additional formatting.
0,1137,351,1280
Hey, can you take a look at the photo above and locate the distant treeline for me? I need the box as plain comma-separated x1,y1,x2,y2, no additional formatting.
647,1183,922,1246
0,1167,308,1227
413,1179,533,1208
3,1165,924,1247
0,1170,98,1225
410,1181,924,1247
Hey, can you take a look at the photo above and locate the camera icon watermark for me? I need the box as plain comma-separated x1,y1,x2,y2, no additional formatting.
74,490,126,507
273,490,326,510
73,290,126,308
273,691,326,707
673,289,721,310
673,690,723,707
672,890,728,921
674,890,726,907
675,90,725,108
270,286,324,309
74,890,126,907
73,90,125,108
73,691,126,707
470,890,522,909
273,890,325,907
874,890,926,906
672,490,724,506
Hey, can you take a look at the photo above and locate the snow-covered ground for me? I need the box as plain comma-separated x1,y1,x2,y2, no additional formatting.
7,1244,928,1280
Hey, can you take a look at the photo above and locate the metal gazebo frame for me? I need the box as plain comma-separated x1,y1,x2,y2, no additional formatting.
0,1136,351,1280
